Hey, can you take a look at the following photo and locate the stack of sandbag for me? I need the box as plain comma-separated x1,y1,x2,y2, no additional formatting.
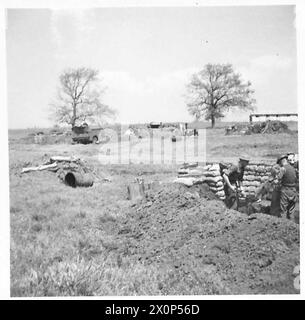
175,163,225,200
175,161,277,201
242,162,273,197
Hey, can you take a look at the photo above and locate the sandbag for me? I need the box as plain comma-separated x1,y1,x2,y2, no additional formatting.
209,186,224,192
244,175,255,181
257,166,266,173
243,186,251,193
178,169,189,174
246,181,260,187
261,176,269,182
208,180,223,187
216,190,225,197
197,164,212,171
202,171,221,177
185,169,206,175
247,165,258,171
181,162,198,169
209,164,220,172
248,186,257,193
204,176,223,184
216,180,224,187
174,177,197,186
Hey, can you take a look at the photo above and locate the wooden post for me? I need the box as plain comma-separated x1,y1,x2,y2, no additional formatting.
127,179,146,201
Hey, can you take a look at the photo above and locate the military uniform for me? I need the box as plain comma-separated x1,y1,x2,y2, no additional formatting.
270,184,281,217
223,164,245,209
255,177,281,217
278,163,297,219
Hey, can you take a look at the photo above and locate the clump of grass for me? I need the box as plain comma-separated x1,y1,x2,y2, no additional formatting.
76,210,87,219
12,257,168,296
10,205,21,213
13,255,226,297
31,213,47,222
98,213,116,224
31,223,43,233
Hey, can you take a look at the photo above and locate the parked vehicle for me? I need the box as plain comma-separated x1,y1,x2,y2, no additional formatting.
72,123,102,144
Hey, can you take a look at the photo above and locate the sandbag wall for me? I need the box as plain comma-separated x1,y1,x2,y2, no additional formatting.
176,161,274,200
242,162,273,198
176,163,225,200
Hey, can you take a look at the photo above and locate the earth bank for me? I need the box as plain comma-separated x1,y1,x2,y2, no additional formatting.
104,183,300,294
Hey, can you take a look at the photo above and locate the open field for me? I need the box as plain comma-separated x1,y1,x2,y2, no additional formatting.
9,126,299,296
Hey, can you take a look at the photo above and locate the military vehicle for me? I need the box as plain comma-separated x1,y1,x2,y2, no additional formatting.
72,123,102,144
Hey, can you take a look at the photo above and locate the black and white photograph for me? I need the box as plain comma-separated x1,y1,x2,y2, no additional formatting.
0,0,304,299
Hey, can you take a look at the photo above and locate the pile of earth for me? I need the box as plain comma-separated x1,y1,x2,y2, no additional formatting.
246,121,291,134
117,183,299,294
226,121,291,135
10,154,106,186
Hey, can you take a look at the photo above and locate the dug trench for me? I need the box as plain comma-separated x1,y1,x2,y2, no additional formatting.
100,182,299,295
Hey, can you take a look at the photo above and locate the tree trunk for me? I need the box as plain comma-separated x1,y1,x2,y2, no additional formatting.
211,115,215,128
71,102,77,127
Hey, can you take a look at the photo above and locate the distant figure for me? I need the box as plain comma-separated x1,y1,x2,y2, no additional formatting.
179,123,184,134
124,127,134,138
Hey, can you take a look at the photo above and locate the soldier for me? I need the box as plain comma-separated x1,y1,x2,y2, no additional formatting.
287,152,299,189
287,152,296,166
277,154,298,220
255,165,281,217
221,157,249,209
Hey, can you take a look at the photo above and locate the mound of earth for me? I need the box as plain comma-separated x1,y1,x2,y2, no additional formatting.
247,120,290,134
118,183,299,294
226,121,291,135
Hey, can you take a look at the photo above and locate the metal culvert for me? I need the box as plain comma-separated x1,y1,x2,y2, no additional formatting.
64,172,94,188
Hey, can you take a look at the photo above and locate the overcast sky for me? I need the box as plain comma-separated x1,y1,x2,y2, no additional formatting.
6,6,297,128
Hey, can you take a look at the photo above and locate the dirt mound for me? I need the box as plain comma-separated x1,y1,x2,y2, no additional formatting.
247,120,290,134
117,183,299,294
226,121,291,135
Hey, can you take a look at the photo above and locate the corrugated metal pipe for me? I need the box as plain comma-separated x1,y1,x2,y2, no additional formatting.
64,172,94,188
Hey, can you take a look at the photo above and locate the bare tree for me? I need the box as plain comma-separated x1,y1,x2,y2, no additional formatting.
50,67,116,127
185,64,256,128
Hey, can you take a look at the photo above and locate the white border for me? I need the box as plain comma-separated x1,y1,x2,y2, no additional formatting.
0,0,304,300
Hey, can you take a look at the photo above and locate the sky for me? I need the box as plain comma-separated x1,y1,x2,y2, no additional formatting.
6,6,297,128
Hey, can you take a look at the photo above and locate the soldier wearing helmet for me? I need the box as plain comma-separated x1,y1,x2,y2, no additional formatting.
277,154,298,220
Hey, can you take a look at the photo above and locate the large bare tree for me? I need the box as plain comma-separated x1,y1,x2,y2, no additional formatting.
50,67,115,127
185,64,256,128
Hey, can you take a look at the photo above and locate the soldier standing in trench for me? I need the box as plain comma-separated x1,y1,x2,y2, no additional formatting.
255,165,281,216
221,158,249,209
287,152,299,191
276,154,298,220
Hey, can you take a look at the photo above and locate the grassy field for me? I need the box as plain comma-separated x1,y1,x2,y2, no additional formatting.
9,126,299,296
